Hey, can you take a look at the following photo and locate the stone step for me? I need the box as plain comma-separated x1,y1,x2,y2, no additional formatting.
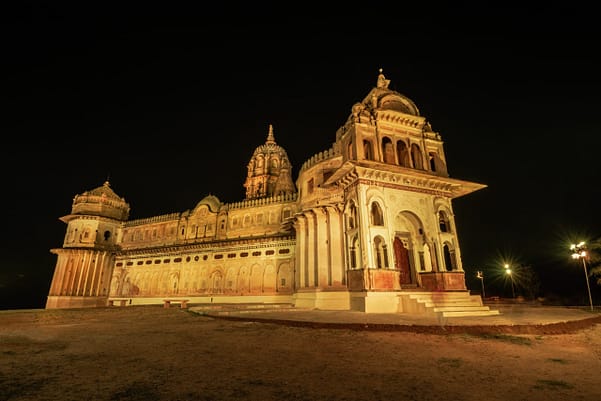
408,292,473,298
422,301,483,308
433,305,492,312
409,293,481,301
399,291,500,318
190,303,295,312
442,309,501,317
197,307,302,316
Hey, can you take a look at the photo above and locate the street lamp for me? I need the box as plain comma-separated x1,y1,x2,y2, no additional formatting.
570,241,594,311
504,264,515,299
476,270,485,298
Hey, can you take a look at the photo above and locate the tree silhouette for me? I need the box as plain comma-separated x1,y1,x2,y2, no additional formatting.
514,264,541,300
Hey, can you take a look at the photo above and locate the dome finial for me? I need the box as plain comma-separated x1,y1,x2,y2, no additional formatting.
266,124,275,144
377,68,390,89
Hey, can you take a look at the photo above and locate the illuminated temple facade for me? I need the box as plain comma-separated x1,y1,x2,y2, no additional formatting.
46,70,488,313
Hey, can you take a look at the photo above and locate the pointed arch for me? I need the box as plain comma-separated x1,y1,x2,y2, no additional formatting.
263,264,276,293
422,243,433,271
224,266,238,294
429,151,447,174
442,242,457,271
169,271,180,295
349,235,359,269
237,265,250,294
438,210,451,233
370,202,384,226
373,235,389,269
346,200,358,230
382,137,395,164
209,269,223,294
250,263,264,293
363,140,374,160
277,262,292,292
410,143,424,169
397,140,410,167
392,210,427,280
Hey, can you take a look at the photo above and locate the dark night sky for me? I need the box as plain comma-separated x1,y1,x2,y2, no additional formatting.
2,2,600,309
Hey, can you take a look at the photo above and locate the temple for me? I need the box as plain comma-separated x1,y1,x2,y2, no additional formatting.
46,70,495,315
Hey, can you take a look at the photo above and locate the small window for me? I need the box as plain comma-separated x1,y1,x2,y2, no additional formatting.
145,260,152,265
203,255,208,260
278,248,290,254
266,250,275,255
439,211,451,233
363,140,373,160
116,262,123,267
348,202,357,229
371,202,384,226
163,259,171,264
214,254,223,259
174,257,182,263
252,251,261,257
227,253,236,258
126,261,133,266
194,256,199,261
411,143,423,169
186,256,191,262
137,261,144,266
154,259,161,264
373,236,389,268
240,252,249,257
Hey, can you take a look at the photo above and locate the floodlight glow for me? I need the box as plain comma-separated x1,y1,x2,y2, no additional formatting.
569,242,594,311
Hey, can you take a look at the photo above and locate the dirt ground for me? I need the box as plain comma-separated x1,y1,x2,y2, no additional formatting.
1,306,600,401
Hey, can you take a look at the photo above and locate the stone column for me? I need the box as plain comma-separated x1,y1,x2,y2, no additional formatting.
294,215,307,288
326,205,345,287
305,211,317,287
314,208,329,287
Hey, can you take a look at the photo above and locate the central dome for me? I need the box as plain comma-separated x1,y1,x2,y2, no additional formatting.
347,69,421,125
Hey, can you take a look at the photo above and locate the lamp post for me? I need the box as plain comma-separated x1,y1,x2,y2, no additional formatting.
570,242,594,311
476,270,485,299
504,264,515,299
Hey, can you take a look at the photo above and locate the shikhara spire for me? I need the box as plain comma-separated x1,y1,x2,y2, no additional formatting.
244,124,295,200
266,124,275,144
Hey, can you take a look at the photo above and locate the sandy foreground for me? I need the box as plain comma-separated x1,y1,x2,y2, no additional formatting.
1,305,600,401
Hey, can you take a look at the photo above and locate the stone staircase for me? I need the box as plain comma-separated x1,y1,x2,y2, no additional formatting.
399,291,500,317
